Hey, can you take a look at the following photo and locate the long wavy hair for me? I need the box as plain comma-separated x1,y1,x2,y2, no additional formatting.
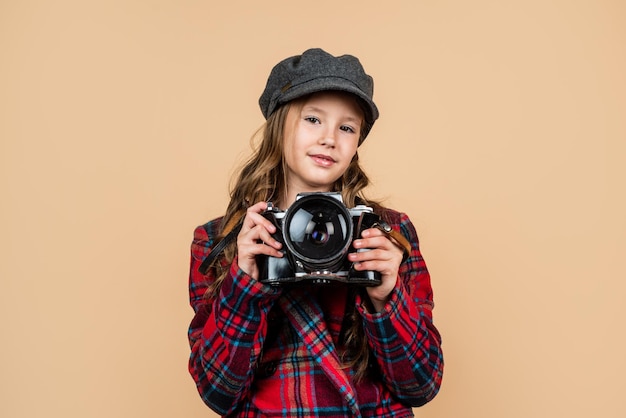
206,96,381,381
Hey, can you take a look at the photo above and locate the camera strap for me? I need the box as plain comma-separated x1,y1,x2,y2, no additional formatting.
198,221,243,275
372,221,412,260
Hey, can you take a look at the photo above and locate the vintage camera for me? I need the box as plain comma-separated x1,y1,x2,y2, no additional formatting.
257,192,382,286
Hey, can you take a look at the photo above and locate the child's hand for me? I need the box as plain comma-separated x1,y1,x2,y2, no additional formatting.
348,228,404,312
236,201,283,280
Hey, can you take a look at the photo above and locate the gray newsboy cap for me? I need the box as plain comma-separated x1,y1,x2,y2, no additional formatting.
259,48,379,139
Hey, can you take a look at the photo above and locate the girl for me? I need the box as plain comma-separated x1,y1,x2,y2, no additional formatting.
188,48,443,417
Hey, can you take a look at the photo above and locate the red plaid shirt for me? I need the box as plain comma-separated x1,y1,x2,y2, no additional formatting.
187,208,443,417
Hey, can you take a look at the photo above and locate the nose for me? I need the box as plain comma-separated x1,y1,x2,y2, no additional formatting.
318,126,336,147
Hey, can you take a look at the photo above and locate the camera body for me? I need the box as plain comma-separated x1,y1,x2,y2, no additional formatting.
257,192,381,286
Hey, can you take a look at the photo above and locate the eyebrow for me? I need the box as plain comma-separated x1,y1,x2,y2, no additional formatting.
301,105,362,123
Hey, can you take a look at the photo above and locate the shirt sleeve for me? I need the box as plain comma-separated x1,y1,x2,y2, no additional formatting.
355,211,444,407
187,222,282,415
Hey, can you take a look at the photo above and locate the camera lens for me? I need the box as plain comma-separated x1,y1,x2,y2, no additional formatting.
310,220,330,245
283,194,353,271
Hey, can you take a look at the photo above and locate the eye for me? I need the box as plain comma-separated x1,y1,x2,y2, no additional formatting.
304,116,320,124
340,125,356,134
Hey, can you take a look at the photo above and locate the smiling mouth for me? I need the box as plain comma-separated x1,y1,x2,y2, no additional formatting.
310,154,336,166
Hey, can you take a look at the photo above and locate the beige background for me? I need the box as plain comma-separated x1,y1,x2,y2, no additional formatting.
1,1,625,417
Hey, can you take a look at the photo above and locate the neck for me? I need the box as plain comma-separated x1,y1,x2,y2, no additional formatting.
279,187,334,210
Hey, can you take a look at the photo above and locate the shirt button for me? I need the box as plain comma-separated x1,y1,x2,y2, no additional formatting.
263,361,277,377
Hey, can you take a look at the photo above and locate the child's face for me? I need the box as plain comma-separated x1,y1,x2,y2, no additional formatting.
283,91,363,194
